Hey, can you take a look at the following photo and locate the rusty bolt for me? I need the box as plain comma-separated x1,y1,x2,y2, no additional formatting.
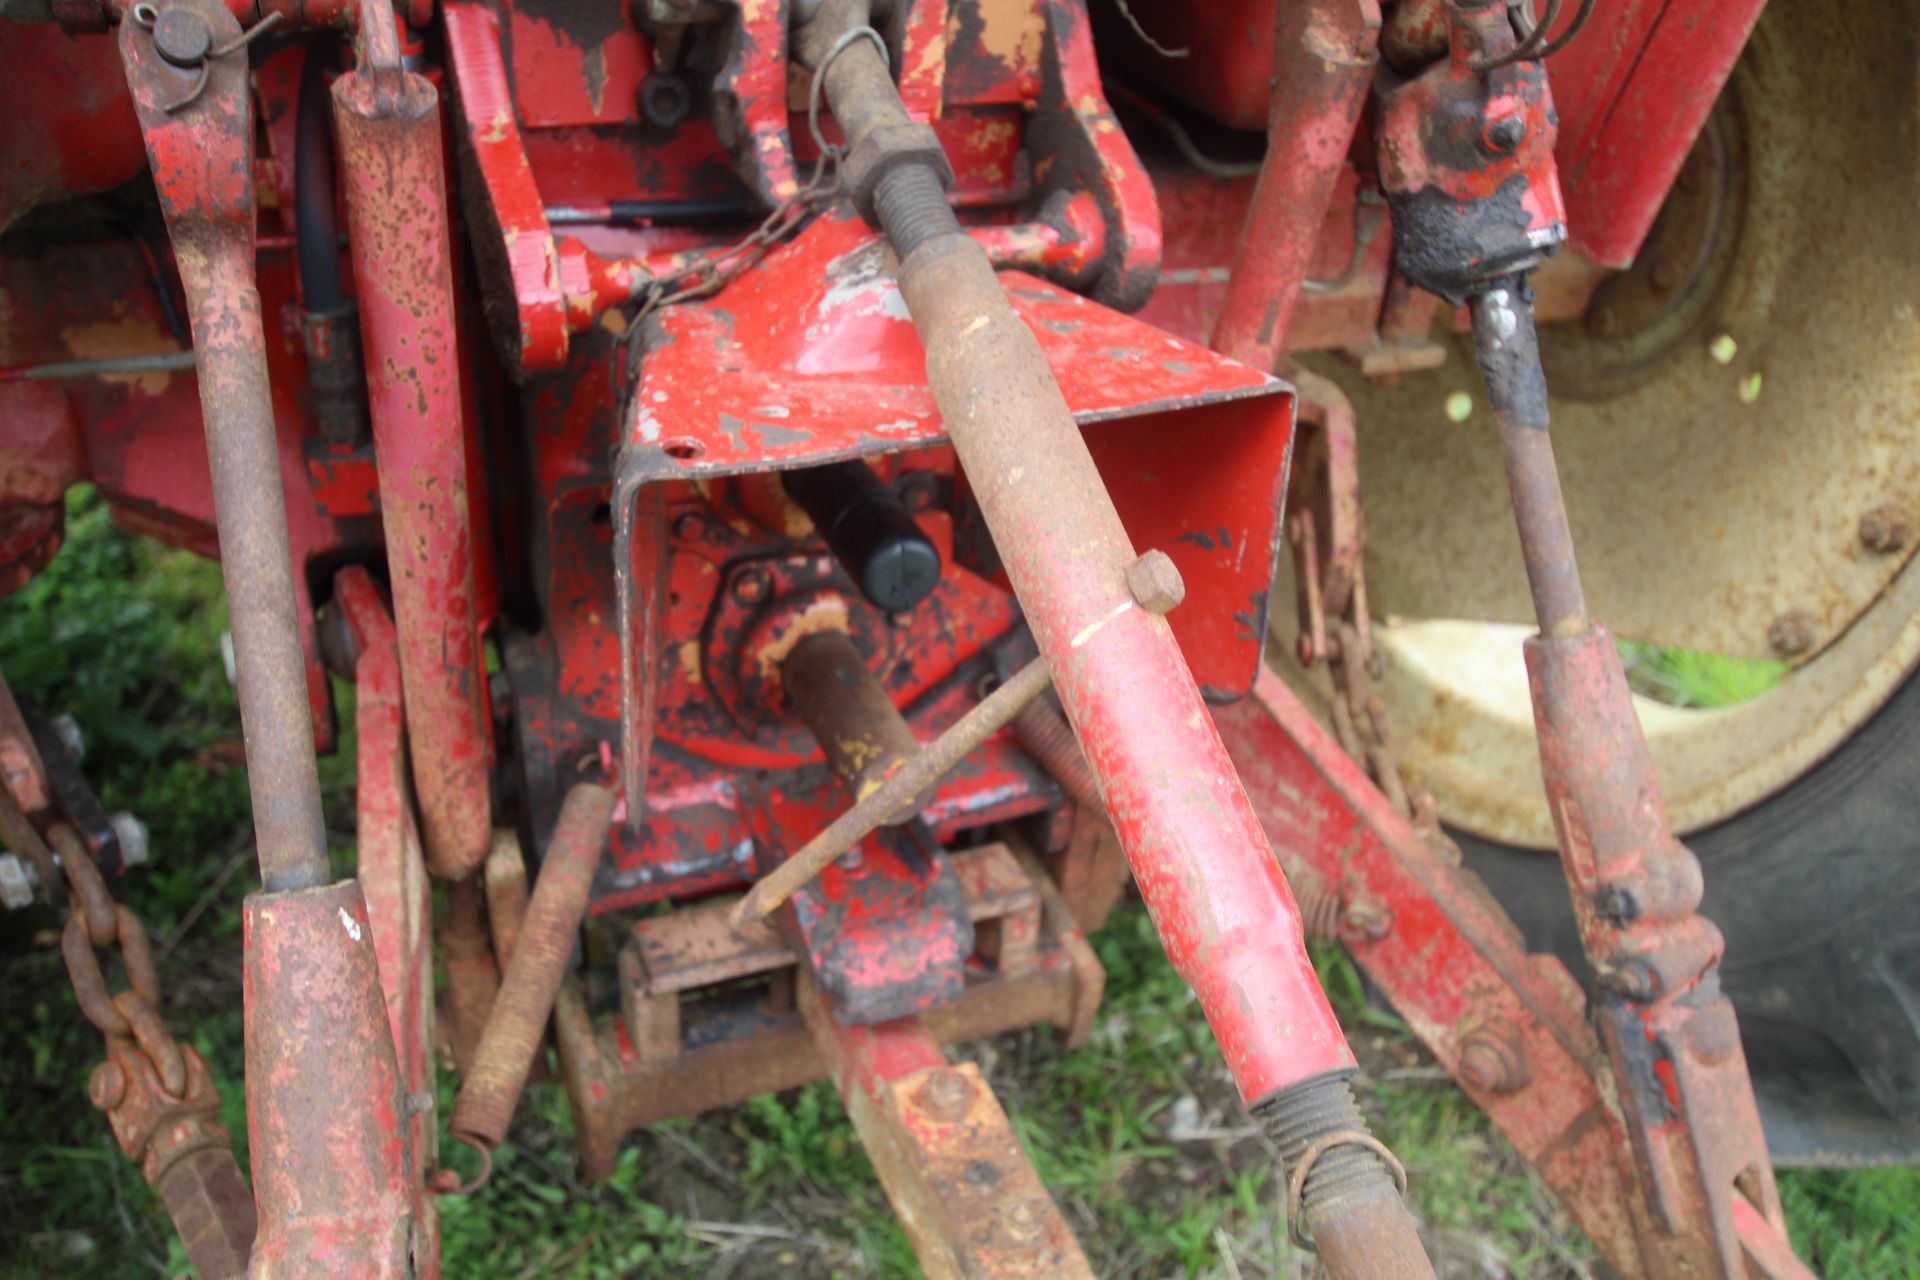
1767,610,1818,657
1859,504,1913,554
731,567,771,605
90,1059,127,1111
1126,550,1185,615
1483,115,1526,154
671,511,707,540
1585,306,1620,339
1456,1024,1531,1095
152,6,214,66
914,1067,973,1122
1336,901,1393,944
1649,258,1684,294
1603,958,1658,1002
1596,883,1640,926
1002,1201,1043,1243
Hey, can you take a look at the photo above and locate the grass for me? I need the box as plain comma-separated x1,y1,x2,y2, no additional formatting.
2,489,1915,1278
1617,638,1789,709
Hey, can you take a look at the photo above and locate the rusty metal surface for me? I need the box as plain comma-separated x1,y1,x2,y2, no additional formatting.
243,879,413,1277
799,979,1095,1279
732,654,1049,926
879,218,1352,1102
121,0,329,893
95,1047,257,1280
1210,0,1380,368
451,782,614,1149
335,565,440,1275
4,690,257,1279
551,839,1100,1175
1373,1,1566,306
782,628,934,822
740,769,973,1026
797,37,1430,1263
1217,673,1809,1275
1471,286,1589,640
1009,693,1101,815
334,60,493,882
1328,2,1920,847
1527,628,1783,1277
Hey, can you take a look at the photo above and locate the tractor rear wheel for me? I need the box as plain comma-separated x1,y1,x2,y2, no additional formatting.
1276,0,1920,1162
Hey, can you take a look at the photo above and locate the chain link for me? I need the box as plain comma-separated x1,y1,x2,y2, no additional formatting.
46,817,189,1094
628,30,875,329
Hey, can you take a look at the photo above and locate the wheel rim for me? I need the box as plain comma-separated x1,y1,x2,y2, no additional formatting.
1277,1,1920,846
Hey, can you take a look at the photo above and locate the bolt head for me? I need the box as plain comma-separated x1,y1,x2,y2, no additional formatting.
1484,115,1527,154
1767,610,1818,657
1457,1028,1529,1094
90,1060,127,1111
1457,1039,1504,1092
1859,503,1913,554
731,569,770,605
1002,1201,1043,1243
1603,959,1658,1002
1596,883,1640,925
1126,550,1185,615
152,6,214,66
1336,901,1393,944
914,1067,972,1121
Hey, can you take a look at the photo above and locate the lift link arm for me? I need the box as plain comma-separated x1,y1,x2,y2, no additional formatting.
120,6,417,1273
1371,1,1805,1274
791,3,1433,1274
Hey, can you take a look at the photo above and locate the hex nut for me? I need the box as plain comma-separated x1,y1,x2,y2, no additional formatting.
842,121,954,221
1126,550,1185,615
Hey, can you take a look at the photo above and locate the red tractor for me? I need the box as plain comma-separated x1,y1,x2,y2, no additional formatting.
1,0,1910,1273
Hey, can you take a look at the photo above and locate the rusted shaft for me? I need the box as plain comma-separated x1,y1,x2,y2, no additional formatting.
243,880,413,1276
1010,695,1103,816
451,783,614,1149
733,654,1052,926
1258,1072,1431,1279
120,0,329,893
1468,284,1589,639
1211,0,1382,368
783,628,933,823
334,66,492,880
